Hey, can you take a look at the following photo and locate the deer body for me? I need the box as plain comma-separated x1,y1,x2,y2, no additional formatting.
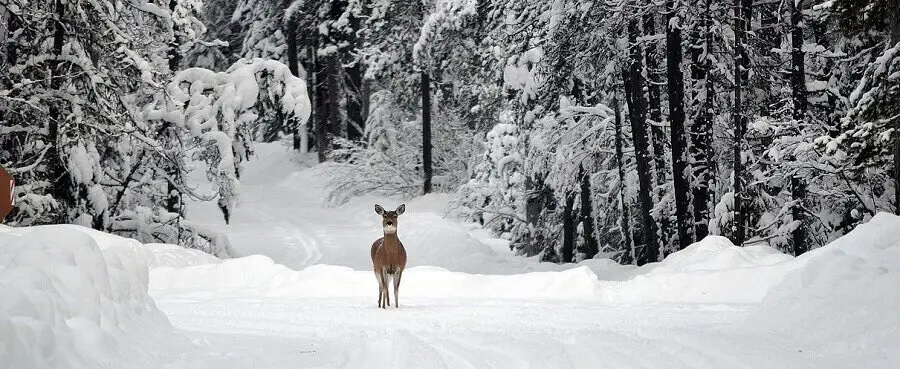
371,204,407,308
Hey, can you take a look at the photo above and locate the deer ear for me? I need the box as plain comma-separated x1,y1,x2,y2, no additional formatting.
396,204,405,215
375,204,384,215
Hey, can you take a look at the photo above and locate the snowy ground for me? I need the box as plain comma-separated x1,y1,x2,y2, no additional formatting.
3,142,899,368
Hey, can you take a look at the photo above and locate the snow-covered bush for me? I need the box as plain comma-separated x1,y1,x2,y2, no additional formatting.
456,113,526,238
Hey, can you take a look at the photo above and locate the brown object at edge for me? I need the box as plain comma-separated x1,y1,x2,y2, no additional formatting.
0,166,15,222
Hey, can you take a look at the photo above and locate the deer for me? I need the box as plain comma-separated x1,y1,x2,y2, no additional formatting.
370,204,407,309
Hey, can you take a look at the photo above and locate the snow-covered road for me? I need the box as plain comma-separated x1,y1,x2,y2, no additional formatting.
153,295,812,369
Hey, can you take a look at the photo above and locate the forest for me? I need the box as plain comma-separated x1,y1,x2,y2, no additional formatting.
1,0,898,266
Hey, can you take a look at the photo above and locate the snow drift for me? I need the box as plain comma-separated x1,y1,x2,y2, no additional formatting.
597,235,797,305
0,225,190,369
745,212,900,366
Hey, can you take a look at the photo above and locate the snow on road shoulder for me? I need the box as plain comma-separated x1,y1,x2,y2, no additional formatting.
597,235,797,305
0,225,194,369
745,212,900,366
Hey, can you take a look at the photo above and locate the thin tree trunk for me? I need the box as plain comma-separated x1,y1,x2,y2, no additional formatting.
644,13,671,248
665,0,693,249
421,71,433,194
732,0,751,245
561,194,576,263
624,20,659,265
579,166,599,259
689,0,713,241
789,0,808,255
613,94,634,264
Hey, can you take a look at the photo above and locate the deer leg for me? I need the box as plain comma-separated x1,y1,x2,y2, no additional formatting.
393,271,402,308
379,269,390,309
375,271,383,308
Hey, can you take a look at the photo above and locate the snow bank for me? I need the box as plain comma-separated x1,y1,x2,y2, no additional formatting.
144,243,222,269
597,235,796,305
150,255,601,301
747,213,900,364
0,225,190,369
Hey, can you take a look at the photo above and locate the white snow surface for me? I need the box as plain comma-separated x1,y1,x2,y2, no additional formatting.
5,141,900,368
0,224,193,369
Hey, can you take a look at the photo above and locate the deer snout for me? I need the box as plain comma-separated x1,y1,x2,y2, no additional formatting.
386,220,394,226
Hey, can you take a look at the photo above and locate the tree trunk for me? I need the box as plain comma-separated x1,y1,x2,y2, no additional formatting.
165,0,183,215
732,0,751,245
421,71,433,194
644,13,671,248
314,40,330,163
623,20,659,265
689,0,714,241
579,166,599,259
561,194,576,263
789,0,808,255
613,94,634,264
325,53,344,141
665,0,693,249
285,14,302,151
48,0,72,223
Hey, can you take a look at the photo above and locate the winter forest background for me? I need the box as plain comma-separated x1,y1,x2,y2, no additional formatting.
1,0,898,266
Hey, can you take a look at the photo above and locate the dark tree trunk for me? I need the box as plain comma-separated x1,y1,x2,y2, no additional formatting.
48,0,72,223
789,0,808,255
165,0,184,215
644,13,671,247
732,0,751,245
167,0,182,72
689,0,714,241
623,20,659,265
314,39,330,163
421,71,433,194
665,0,693,249
561,194,576,263
285,14,301,150
613,95,634,264
303,37,317,153
325,54,344,140
579,167,599,259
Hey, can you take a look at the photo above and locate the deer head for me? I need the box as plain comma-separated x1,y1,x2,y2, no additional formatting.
375,204,405,234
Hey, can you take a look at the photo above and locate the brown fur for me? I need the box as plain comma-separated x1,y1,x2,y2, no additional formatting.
371,204,407,308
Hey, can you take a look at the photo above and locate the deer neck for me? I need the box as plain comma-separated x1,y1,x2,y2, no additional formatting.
382,231,401,247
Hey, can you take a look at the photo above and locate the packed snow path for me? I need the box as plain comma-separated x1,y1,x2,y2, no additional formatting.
134,143,896,368
152,295,808,369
